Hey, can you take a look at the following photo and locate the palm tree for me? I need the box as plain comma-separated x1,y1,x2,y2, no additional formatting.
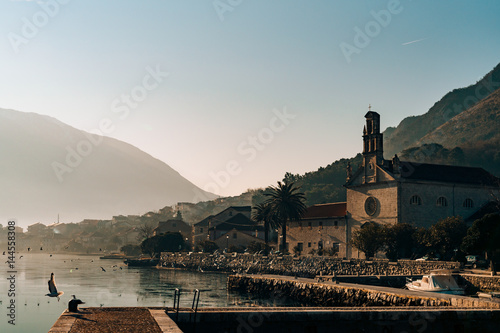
264,181,307,253
252,202,279,248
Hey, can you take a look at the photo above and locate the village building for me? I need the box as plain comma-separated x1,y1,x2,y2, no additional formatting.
286,202,347,256
154,219,193,246
284,110,500,259
193,206,252,245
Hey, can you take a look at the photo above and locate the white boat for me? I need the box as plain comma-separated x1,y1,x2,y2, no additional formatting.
406,270,465,295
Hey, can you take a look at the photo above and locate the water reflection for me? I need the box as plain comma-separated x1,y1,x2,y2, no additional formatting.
0,253,291,332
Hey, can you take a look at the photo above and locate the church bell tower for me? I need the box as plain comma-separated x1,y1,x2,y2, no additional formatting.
362,107,384,182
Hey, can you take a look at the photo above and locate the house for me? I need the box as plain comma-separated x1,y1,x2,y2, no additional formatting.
214,228,265,250
193,206,252,245
154,219,193,245
285,203,347,255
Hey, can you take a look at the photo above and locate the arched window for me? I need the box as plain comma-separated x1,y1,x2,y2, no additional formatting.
463,198,474,209
410,195,422,205
436,197,448,207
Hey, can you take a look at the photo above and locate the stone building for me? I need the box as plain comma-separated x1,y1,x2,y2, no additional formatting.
285,110,500,259
286,203,347,255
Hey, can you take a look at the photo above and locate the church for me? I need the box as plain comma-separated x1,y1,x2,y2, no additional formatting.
285,110,500,259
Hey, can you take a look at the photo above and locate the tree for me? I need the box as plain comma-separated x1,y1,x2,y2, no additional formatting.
140,232,186,258
195,240,219,253
462,213,500,272
351,222,385,259
252,202,279,248
137,223,156,242
383,223,416,260
264,181,307,253
121,244,141,256
428,217,467,260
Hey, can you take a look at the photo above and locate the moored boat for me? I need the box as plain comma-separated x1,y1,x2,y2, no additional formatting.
124,258,159,267
405,270,465,295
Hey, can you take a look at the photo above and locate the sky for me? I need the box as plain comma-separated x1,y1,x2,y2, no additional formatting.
0,0,499,197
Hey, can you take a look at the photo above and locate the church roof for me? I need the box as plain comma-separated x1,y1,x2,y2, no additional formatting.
301,202,347,219
396,162,500,186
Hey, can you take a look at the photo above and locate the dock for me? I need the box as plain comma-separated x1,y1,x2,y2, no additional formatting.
49,307,183,333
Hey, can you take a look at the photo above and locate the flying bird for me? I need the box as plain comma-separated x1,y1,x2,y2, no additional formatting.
46,273,64,301
68,295,85,313
100,267,106,272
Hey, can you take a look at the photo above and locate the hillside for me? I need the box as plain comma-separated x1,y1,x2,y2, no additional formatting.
0,108,216,227
417,88,500,148
383,63,500,157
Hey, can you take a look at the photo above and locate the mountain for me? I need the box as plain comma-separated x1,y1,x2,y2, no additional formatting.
417,87,500,148
0,108,216,227
383,63,500,157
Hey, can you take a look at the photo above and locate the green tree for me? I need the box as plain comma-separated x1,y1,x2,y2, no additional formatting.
264,181,307,253
252,202,279,248
428,217,467,260
351,222,385,259
140,232,186,258
462,213,500,272
383,223,416,260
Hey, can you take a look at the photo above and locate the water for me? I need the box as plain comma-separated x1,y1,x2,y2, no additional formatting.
0,253,282,332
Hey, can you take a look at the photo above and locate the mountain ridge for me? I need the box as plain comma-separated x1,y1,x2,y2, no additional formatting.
0,108,216,227
383,63,500,157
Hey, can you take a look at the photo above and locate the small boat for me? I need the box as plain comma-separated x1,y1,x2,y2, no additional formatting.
124,258,159,267
406,270,465,295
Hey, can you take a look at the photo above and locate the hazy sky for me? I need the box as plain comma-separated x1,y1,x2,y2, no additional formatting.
1,0,499,197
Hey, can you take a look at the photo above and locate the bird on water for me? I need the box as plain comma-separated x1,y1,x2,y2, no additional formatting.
45,272,64,301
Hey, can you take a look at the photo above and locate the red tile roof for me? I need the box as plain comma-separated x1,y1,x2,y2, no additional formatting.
301,202,347,219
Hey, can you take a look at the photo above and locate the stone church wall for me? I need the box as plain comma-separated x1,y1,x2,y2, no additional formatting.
400,182,495,228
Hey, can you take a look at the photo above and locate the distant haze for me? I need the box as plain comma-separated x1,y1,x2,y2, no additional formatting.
0,109,216,228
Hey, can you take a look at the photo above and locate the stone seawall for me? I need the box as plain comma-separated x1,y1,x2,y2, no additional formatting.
460,274,500,292
159,253,459,278
227,274,500,309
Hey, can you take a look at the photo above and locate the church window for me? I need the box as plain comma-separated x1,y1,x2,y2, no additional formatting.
436,197,448,207
410,195,422,205
463,198,474,209
364,197,377,216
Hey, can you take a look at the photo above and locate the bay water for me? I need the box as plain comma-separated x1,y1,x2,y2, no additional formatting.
0,253,283,332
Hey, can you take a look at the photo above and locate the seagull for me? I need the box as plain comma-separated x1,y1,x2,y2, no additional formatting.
100,267,106,272
68,295,85,313
45,273,64,301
